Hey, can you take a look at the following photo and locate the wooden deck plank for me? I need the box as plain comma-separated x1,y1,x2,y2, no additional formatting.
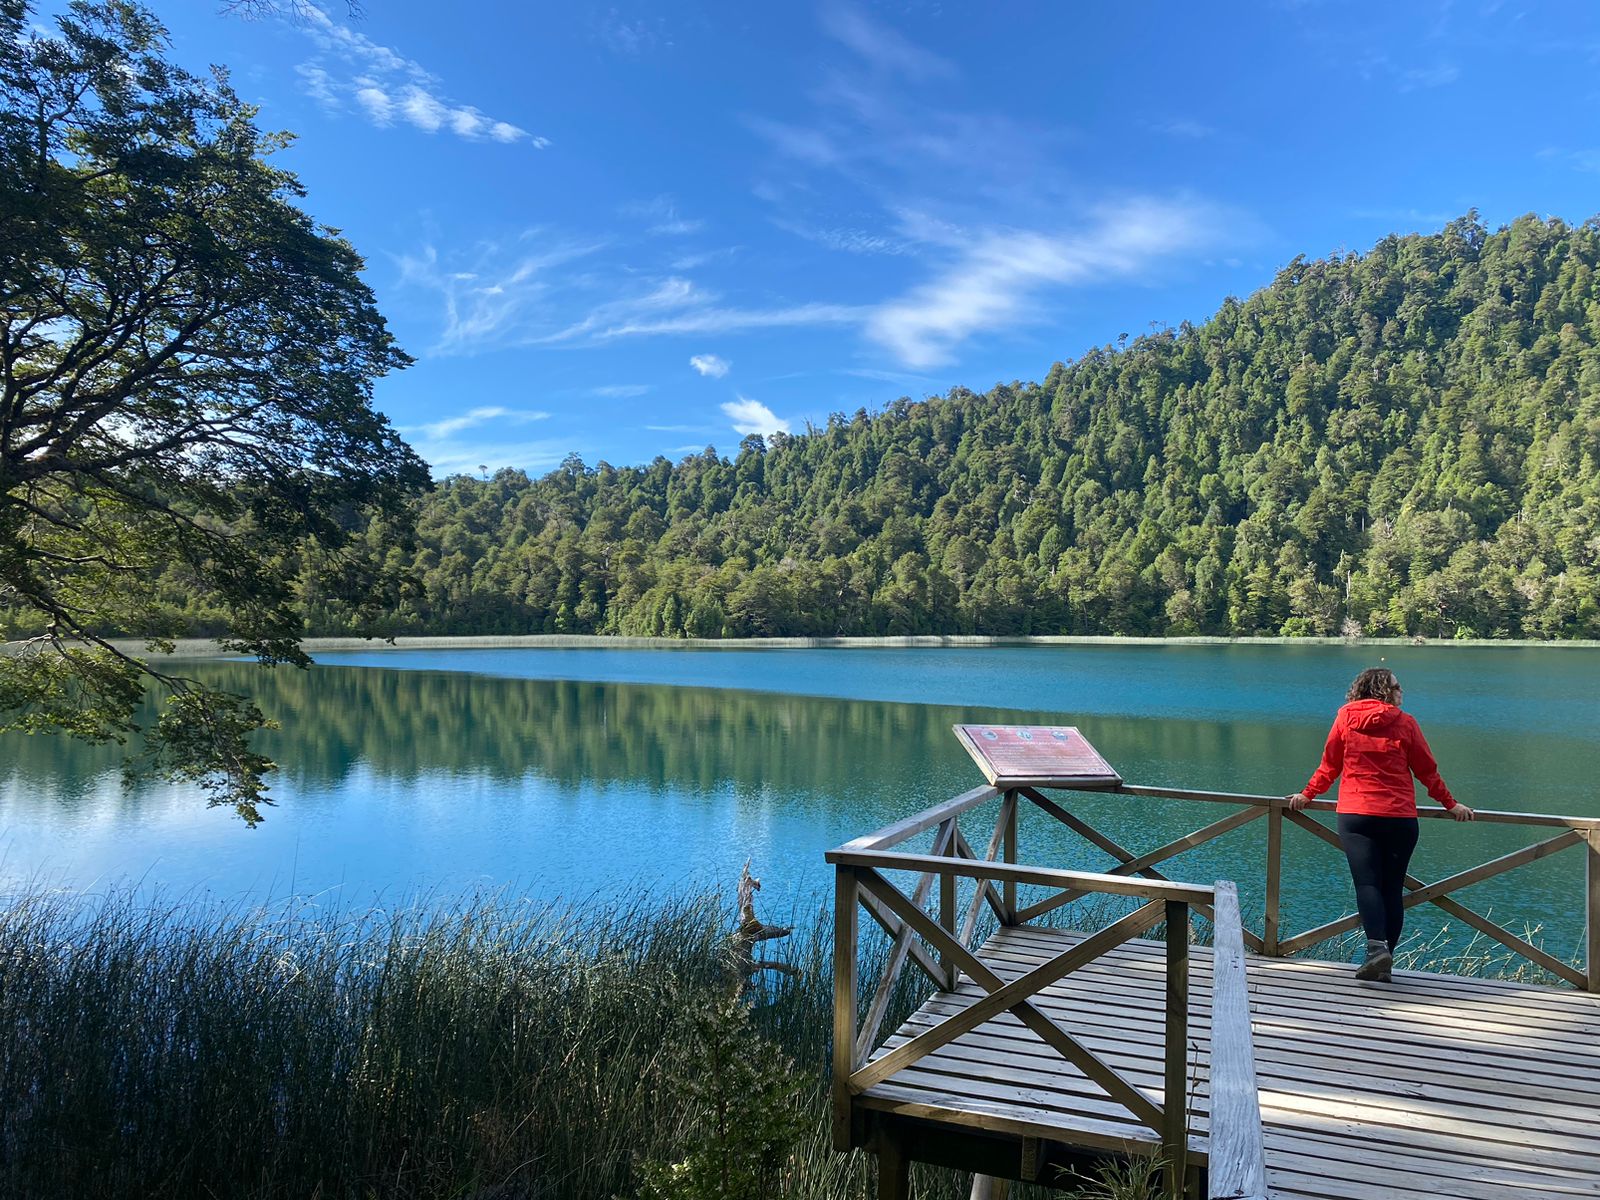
995,923,1597,1015
886,1016,1600,1170
989,927,1600,1035
885,1020,1600,1142
856,926,1600,1198
905,972,1600,1097
975,934,1600,1063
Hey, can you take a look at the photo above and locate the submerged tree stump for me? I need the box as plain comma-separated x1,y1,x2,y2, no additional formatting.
731,860,798,991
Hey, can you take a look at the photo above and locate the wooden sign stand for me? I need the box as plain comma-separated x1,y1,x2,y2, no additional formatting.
952,724,1122,789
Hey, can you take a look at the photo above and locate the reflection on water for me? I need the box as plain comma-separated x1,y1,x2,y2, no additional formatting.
0,647,1595,960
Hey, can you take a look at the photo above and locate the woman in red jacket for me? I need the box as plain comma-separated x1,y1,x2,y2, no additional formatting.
1288,667,1474,982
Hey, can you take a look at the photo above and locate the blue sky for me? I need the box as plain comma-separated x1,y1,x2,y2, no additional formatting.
137,2,1600,475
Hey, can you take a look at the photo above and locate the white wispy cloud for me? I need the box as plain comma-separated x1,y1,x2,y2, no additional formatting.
1398,63,1460,91
670,248,738,271
1540,147,1600,174
838,366,944,387
744,115,844,168
745,12,1080,265
395,236,606,353
722,397,791,437
867,199,1220,368
540,277,861,345
591,384,652,397
820,4,955,80
689,354,730,378
296,62,339,107
594,302,862,340
647,424,716,434
402,406,550,440
396,231,847,354
1148,117,1216,139
623,195,706,236
599,13,670,56
420,439,571,477
537,277,704,343
292,5,546,147
772,217,911,255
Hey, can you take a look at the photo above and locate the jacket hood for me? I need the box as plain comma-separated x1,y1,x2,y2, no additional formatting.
1344,697,1402,732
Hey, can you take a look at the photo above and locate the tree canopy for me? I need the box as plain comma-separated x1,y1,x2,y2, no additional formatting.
247,212,1598,645
0,0,427,822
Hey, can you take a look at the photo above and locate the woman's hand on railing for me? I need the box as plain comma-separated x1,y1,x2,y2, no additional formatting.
1286,792,1312,811
1450,803,1476,821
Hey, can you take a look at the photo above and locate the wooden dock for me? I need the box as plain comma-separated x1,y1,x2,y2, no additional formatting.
827,756,1600,1199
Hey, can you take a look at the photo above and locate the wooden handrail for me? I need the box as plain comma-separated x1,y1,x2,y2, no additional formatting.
1207,880,1270,1200
837,784,1001,852
825,847,1218,905
1111,783,1600,830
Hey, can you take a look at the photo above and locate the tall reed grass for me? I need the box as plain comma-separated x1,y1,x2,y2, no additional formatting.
0,888,748,1199
0,886,1571,1200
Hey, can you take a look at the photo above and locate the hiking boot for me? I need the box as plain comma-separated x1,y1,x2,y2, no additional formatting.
1355,938,1392,982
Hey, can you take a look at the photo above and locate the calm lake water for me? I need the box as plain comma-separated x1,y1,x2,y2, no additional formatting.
2,643,1597,961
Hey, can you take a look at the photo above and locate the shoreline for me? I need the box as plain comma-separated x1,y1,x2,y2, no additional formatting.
67,631,1600,656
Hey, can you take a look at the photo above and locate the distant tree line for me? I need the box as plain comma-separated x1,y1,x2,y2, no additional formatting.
11,212,1600,643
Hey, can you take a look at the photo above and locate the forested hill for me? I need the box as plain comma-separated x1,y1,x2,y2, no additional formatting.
319,213,1600,640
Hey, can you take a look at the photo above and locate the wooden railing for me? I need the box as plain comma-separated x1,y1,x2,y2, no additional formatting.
827,778,1599,1197
827,785,1213,1196
1076,784,1600,991
1206,881,1267,1200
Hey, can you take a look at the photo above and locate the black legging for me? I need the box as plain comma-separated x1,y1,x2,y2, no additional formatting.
1337,813,1420,950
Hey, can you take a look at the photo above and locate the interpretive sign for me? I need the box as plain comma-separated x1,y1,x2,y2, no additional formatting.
952,724,1122,788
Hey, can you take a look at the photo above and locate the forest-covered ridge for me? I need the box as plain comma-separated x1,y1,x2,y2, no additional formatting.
107,213,1600,639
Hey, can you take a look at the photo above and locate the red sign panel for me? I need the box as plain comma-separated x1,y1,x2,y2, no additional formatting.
953,724,1121,786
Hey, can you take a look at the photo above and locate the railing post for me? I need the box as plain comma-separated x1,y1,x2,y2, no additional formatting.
1163,899,1190,1199
941,863,958,990
1587,830,1600,994
833,865,860,1150
1003,789,1018,924
1264,802,1282,956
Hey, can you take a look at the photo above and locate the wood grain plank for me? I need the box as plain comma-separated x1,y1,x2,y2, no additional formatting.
832,865,859,1151
826,846,1217,904
1206,881,1267,1200
837,784,1000,852
1102,783,1600,830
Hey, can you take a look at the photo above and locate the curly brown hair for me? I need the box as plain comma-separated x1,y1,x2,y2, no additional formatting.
1347,667,1401,704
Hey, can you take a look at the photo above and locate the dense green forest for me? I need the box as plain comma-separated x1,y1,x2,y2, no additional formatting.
34,212,1600,641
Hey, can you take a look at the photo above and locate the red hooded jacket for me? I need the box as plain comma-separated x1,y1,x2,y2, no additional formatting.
1303,699,1457,817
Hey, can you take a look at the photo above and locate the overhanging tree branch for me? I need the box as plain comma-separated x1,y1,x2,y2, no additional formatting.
1,0,429,823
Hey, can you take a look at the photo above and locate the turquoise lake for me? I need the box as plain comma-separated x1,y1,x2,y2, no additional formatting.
2,643,1596,963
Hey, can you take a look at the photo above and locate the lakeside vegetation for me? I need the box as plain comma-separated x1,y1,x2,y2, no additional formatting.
83,212,1596,645
0,887,1013,1200
0,886,1571,1200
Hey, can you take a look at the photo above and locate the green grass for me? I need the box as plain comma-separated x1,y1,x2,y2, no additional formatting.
0,886,1575,1200
0,887,742,1199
